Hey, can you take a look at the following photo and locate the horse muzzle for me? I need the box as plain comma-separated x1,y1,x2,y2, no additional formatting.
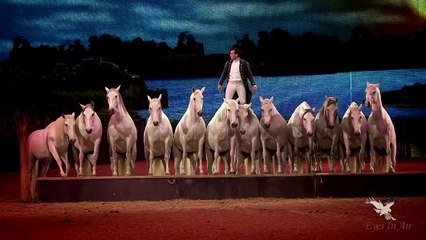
86,129,93,134
153,121,159,126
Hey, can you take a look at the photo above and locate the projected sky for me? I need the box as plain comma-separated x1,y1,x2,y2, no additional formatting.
0,0,425,60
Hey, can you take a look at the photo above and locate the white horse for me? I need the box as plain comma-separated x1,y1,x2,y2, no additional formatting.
314,96,342,172
72,101,102,176
365,82,397,173
288,101,316,173
205,98,239,175
28,113,77,199
173,87,206,175
341,102,368,173
259,96,291,174
105,85,137,176
144,94,173,175
235,103,262,175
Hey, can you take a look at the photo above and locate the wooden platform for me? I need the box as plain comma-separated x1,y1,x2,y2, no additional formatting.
37,172,426,202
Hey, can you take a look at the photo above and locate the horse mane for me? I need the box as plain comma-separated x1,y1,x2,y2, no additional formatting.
109,88,129,115
319,97,337,115
216,101,228,123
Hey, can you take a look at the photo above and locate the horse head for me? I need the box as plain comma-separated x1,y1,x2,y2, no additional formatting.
365,82,381,109
191,87,205,117
148,94,163,126
323,96,338,129
224,98,239,129
349,103,364,136
259,96,275,129
62,112,77,144
238,103,253,135
105,85,123,114
302,107,315,137
79,101,96,134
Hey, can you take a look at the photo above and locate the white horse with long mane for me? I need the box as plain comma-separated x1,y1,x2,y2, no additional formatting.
314,96,342,172
144,94,173,175
72,101,102,176
341,102,368,173
365,82,397,173
173,87,206,175
27,113,77,199
205,98,239,175
235,103,262,175
105,85,137,176
288,101,316,173
259,96,291,174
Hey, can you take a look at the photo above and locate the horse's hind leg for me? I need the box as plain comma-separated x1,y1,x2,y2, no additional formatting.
41,159,52,177
173,144,182,176
30,158,39,200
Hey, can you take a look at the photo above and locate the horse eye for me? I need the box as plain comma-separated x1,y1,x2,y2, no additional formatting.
193,98,196,101
115,95,118,98
65,123,68,127
350,117,353,120
92,113,94,117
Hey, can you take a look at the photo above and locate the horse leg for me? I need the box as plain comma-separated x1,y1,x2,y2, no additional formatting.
255,150,261,175
261,138,270,173
236,151,244,175
173,143,182,176
41,159,52,177
197,137,205,175
390,142,397,173
164,139,172,175
205,146,213,175
48,142,66,177
223,151,230,175
110,145,119,176
275,142,283,174
229,135,237,174
88,139,101,176
30,158,39,200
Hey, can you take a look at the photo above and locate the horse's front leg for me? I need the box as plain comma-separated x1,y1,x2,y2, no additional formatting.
229,135,237,174
61,153,71,177
164,138,172,175
275,142,283,173
368,133,375,172
47,142,66,177
261,138,269,173
88,139,101,176
197,136,205,174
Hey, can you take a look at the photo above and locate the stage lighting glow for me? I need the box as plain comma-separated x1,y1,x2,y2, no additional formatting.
409,0,426,18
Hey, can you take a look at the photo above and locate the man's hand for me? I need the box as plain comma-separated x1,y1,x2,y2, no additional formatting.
218,84,222,92
252,85,257,93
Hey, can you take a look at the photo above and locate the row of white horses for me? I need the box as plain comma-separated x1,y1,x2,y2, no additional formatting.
27,83,397,199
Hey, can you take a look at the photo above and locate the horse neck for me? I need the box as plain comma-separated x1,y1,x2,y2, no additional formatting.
187,98,198,121
371,90,383,112
115,98,129,118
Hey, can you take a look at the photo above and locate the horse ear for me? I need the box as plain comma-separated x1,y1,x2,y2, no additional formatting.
259,96,263,102
90,101,95,109
158,94,162,100
270,96,274,102
200,87,205,93
61,113,65,119
358,104,363,111
335,98,338,102
105,87,110,92
71,112,75,118
147,95,152,101
79,103,85,109
247,103,252,108
116,85,121,91
312,107,316,112
192,87,195,93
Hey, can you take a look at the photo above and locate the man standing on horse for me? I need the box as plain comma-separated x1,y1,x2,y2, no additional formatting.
217,47,257,104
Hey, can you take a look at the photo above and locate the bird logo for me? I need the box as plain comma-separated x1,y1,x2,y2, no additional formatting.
365,197,396,221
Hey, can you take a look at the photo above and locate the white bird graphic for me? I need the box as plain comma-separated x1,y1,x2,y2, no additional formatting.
365,197,396,221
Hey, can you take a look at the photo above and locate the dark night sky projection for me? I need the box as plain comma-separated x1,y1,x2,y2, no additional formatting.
0,0,425,59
